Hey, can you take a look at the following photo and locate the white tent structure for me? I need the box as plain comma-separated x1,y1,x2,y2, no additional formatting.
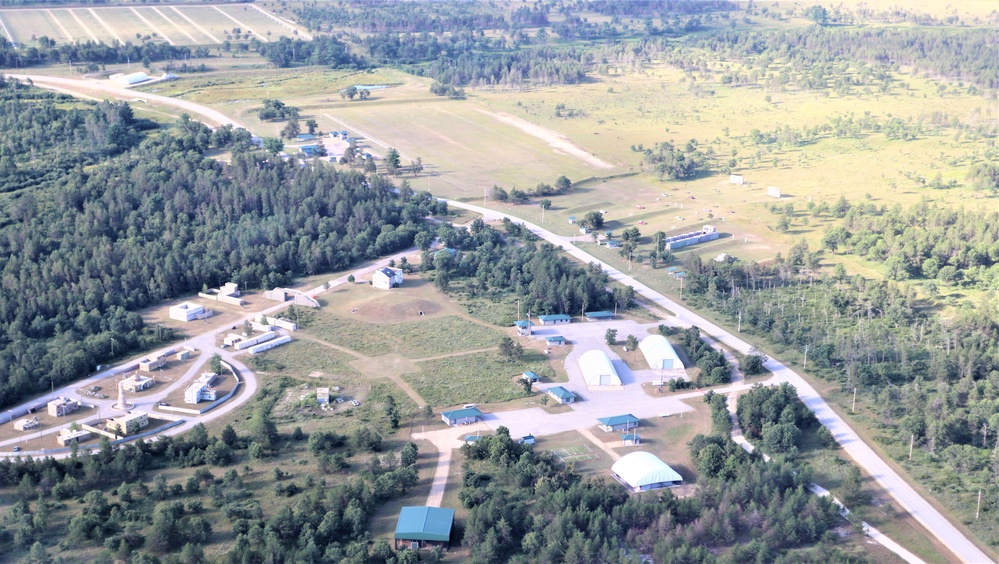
639,335,683,370
611,452,683,492
578,350,621,387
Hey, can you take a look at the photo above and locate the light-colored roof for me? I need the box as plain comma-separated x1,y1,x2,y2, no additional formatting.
394,506,454,542
639,335,683,370
612,451,682,488
578,350,621,386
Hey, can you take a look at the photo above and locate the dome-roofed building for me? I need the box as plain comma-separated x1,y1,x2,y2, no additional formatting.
639,335,684,370
611,451,683,492
578,349,621,387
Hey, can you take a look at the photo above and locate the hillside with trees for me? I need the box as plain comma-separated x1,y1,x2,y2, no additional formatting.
0,77,439,408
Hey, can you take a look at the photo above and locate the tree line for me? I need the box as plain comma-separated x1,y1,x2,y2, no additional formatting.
0,37,191,69
419,218,633,316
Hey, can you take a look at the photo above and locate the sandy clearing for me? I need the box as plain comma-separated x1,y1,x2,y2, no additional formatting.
212,6,267,42
171,6,220,43
88,7,122,44
67,8,99,42
250,3,312,40
476,108,615,170
153,7,197,44
131,7,173,46
46,9,73,43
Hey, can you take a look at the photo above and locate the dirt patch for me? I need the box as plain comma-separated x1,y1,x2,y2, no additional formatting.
476,109,615,170
350,354,421,377
356,297,443,323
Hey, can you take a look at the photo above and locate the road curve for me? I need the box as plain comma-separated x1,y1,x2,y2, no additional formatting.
5,73,246,130
2,73,987,562
443,200,993,564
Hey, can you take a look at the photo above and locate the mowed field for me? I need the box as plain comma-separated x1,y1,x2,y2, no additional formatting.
0,4,307,47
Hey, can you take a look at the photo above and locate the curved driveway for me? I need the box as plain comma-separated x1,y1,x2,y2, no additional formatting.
444,200,993,564
2,74,989,562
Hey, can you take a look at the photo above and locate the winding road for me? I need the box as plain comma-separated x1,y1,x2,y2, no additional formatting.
2,73,991,563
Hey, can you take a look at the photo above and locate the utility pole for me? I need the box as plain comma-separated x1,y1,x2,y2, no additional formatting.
737,311,742,333
908,433,914,461
852,387,857,413
976,490,982,520
803,344,809,370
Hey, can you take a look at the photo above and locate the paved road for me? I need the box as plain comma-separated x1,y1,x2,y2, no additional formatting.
0,248,416,458
4,74,986,562
5,74,246,129
444,200,993,564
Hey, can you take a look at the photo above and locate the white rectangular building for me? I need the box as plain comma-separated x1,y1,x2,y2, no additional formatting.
184,372,218,404
169,302,205,322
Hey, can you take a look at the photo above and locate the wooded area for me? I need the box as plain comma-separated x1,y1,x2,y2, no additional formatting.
0,78,439,408
419,218,632,316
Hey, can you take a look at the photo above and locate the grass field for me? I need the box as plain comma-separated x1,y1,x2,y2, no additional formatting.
0,4,306,47
408,349,554,407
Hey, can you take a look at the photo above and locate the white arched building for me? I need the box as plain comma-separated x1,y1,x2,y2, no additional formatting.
639,335,683,370
578,350,621,387
611,451,683,492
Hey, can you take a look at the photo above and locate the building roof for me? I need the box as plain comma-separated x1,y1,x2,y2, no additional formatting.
513,320,533,328
395,507,455,542
538,314,572,322
638,335,684,370
376,267,400,278
612,452,682,488
547,386,575,401
522,371,540,381
598,414,639,427
441,406,483,420
578,350,621,386
546,335,566,342
621,433,640,441
584,311,614,319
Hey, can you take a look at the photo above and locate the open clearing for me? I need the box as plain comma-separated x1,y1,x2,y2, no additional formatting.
0,4,304,47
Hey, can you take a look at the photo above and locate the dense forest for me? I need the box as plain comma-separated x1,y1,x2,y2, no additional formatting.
419,217,632,316
676,253,999,544
690,27,998,91
0,77,440,408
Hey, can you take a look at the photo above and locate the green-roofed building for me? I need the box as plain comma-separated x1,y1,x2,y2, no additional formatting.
597,414,640,432
394,506,455,549
547,386,576,404
521,371,541,382
584,310,614,321
538,313,572,325
441,406,483,426
514,319,534,336
545,335,566,345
